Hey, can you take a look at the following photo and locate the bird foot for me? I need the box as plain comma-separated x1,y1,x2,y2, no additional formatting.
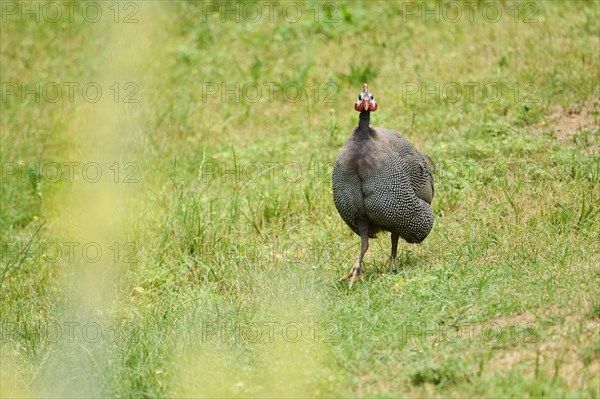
389,258,397,272
340,265,363,288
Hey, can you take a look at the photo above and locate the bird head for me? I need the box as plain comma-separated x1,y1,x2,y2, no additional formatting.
355,83,377,112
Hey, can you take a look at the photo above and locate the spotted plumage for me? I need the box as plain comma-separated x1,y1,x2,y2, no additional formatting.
332,85,435,285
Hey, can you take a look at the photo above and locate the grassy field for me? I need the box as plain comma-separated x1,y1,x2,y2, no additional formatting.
1,1,599,397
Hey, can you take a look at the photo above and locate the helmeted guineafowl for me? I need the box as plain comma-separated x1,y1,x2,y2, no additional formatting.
332,83,435,286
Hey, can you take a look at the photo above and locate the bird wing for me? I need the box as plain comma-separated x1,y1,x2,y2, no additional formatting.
374,128,435,204
418,151,435,203
332,159,363,235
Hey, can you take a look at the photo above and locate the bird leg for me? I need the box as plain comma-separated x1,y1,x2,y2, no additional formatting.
389,232,399,271
340,221,369,287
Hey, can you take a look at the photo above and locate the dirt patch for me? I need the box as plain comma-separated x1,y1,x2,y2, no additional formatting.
540,97,600,142
353,309,599,396
481,311,600,394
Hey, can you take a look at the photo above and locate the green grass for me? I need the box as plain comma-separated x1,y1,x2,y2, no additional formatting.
1,1,599,397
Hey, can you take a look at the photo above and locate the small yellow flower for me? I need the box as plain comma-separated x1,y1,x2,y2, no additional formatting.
32,215,39,221
393,276,405,291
